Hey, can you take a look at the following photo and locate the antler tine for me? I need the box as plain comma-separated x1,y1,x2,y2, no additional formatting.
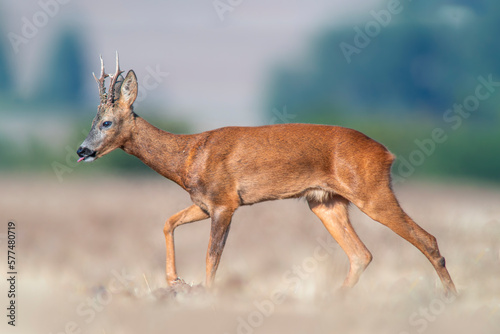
107,51,124,105
94,55,109,105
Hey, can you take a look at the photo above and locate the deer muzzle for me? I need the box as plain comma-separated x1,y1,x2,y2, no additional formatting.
76,146,97,162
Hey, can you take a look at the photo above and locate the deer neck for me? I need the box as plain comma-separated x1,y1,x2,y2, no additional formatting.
122,116,190,188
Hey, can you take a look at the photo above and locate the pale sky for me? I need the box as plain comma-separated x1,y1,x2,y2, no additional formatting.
2,0,380,130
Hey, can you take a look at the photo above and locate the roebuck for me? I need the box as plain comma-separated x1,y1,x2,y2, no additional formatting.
77,54,457,295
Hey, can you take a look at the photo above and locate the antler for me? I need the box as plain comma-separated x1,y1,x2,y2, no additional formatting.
106,51,124,105
93,55,108,105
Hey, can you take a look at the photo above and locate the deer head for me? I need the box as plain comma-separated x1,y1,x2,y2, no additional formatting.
77,53,138,162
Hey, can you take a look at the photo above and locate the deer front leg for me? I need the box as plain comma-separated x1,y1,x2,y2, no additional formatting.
163,204,209,285
205,207,235,287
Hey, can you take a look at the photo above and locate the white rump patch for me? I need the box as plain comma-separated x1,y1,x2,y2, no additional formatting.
303,189,336,203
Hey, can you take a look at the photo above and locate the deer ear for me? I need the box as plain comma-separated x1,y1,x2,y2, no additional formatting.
119,70,138,107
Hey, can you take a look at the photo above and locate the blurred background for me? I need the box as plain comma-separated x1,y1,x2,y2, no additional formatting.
0,0,499,181
1,1,500,334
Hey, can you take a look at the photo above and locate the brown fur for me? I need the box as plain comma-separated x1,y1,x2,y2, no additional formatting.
78,67,457,295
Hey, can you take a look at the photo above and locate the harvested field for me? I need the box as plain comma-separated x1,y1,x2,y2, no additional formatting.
1,175,499,333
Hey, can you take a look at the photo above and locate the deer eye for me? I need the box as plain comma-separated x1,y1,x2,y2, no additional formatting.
102,121,112,128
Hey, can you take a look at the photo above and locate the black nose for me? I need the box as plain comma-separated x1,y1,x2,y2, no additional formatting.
77,146,93,157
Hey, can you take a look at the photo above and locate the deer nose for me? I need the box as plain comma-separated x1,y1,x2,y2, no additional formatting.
77,146,92,157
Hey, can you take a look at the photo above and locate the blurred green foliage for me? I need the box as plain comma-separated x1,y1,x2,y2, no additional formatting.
0,20,13,98
35,29,88,106
268,0,500,118
266,0,500,182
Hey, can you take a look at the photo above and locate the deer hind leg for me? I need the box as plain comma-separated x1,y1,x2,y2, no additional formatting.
354,187,457,295
163,204,209,285
205,207,235,287
308,195,372,289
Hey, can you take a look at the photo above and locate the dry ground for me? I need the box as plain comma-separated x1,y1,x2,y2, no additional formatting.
1,174,499,334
